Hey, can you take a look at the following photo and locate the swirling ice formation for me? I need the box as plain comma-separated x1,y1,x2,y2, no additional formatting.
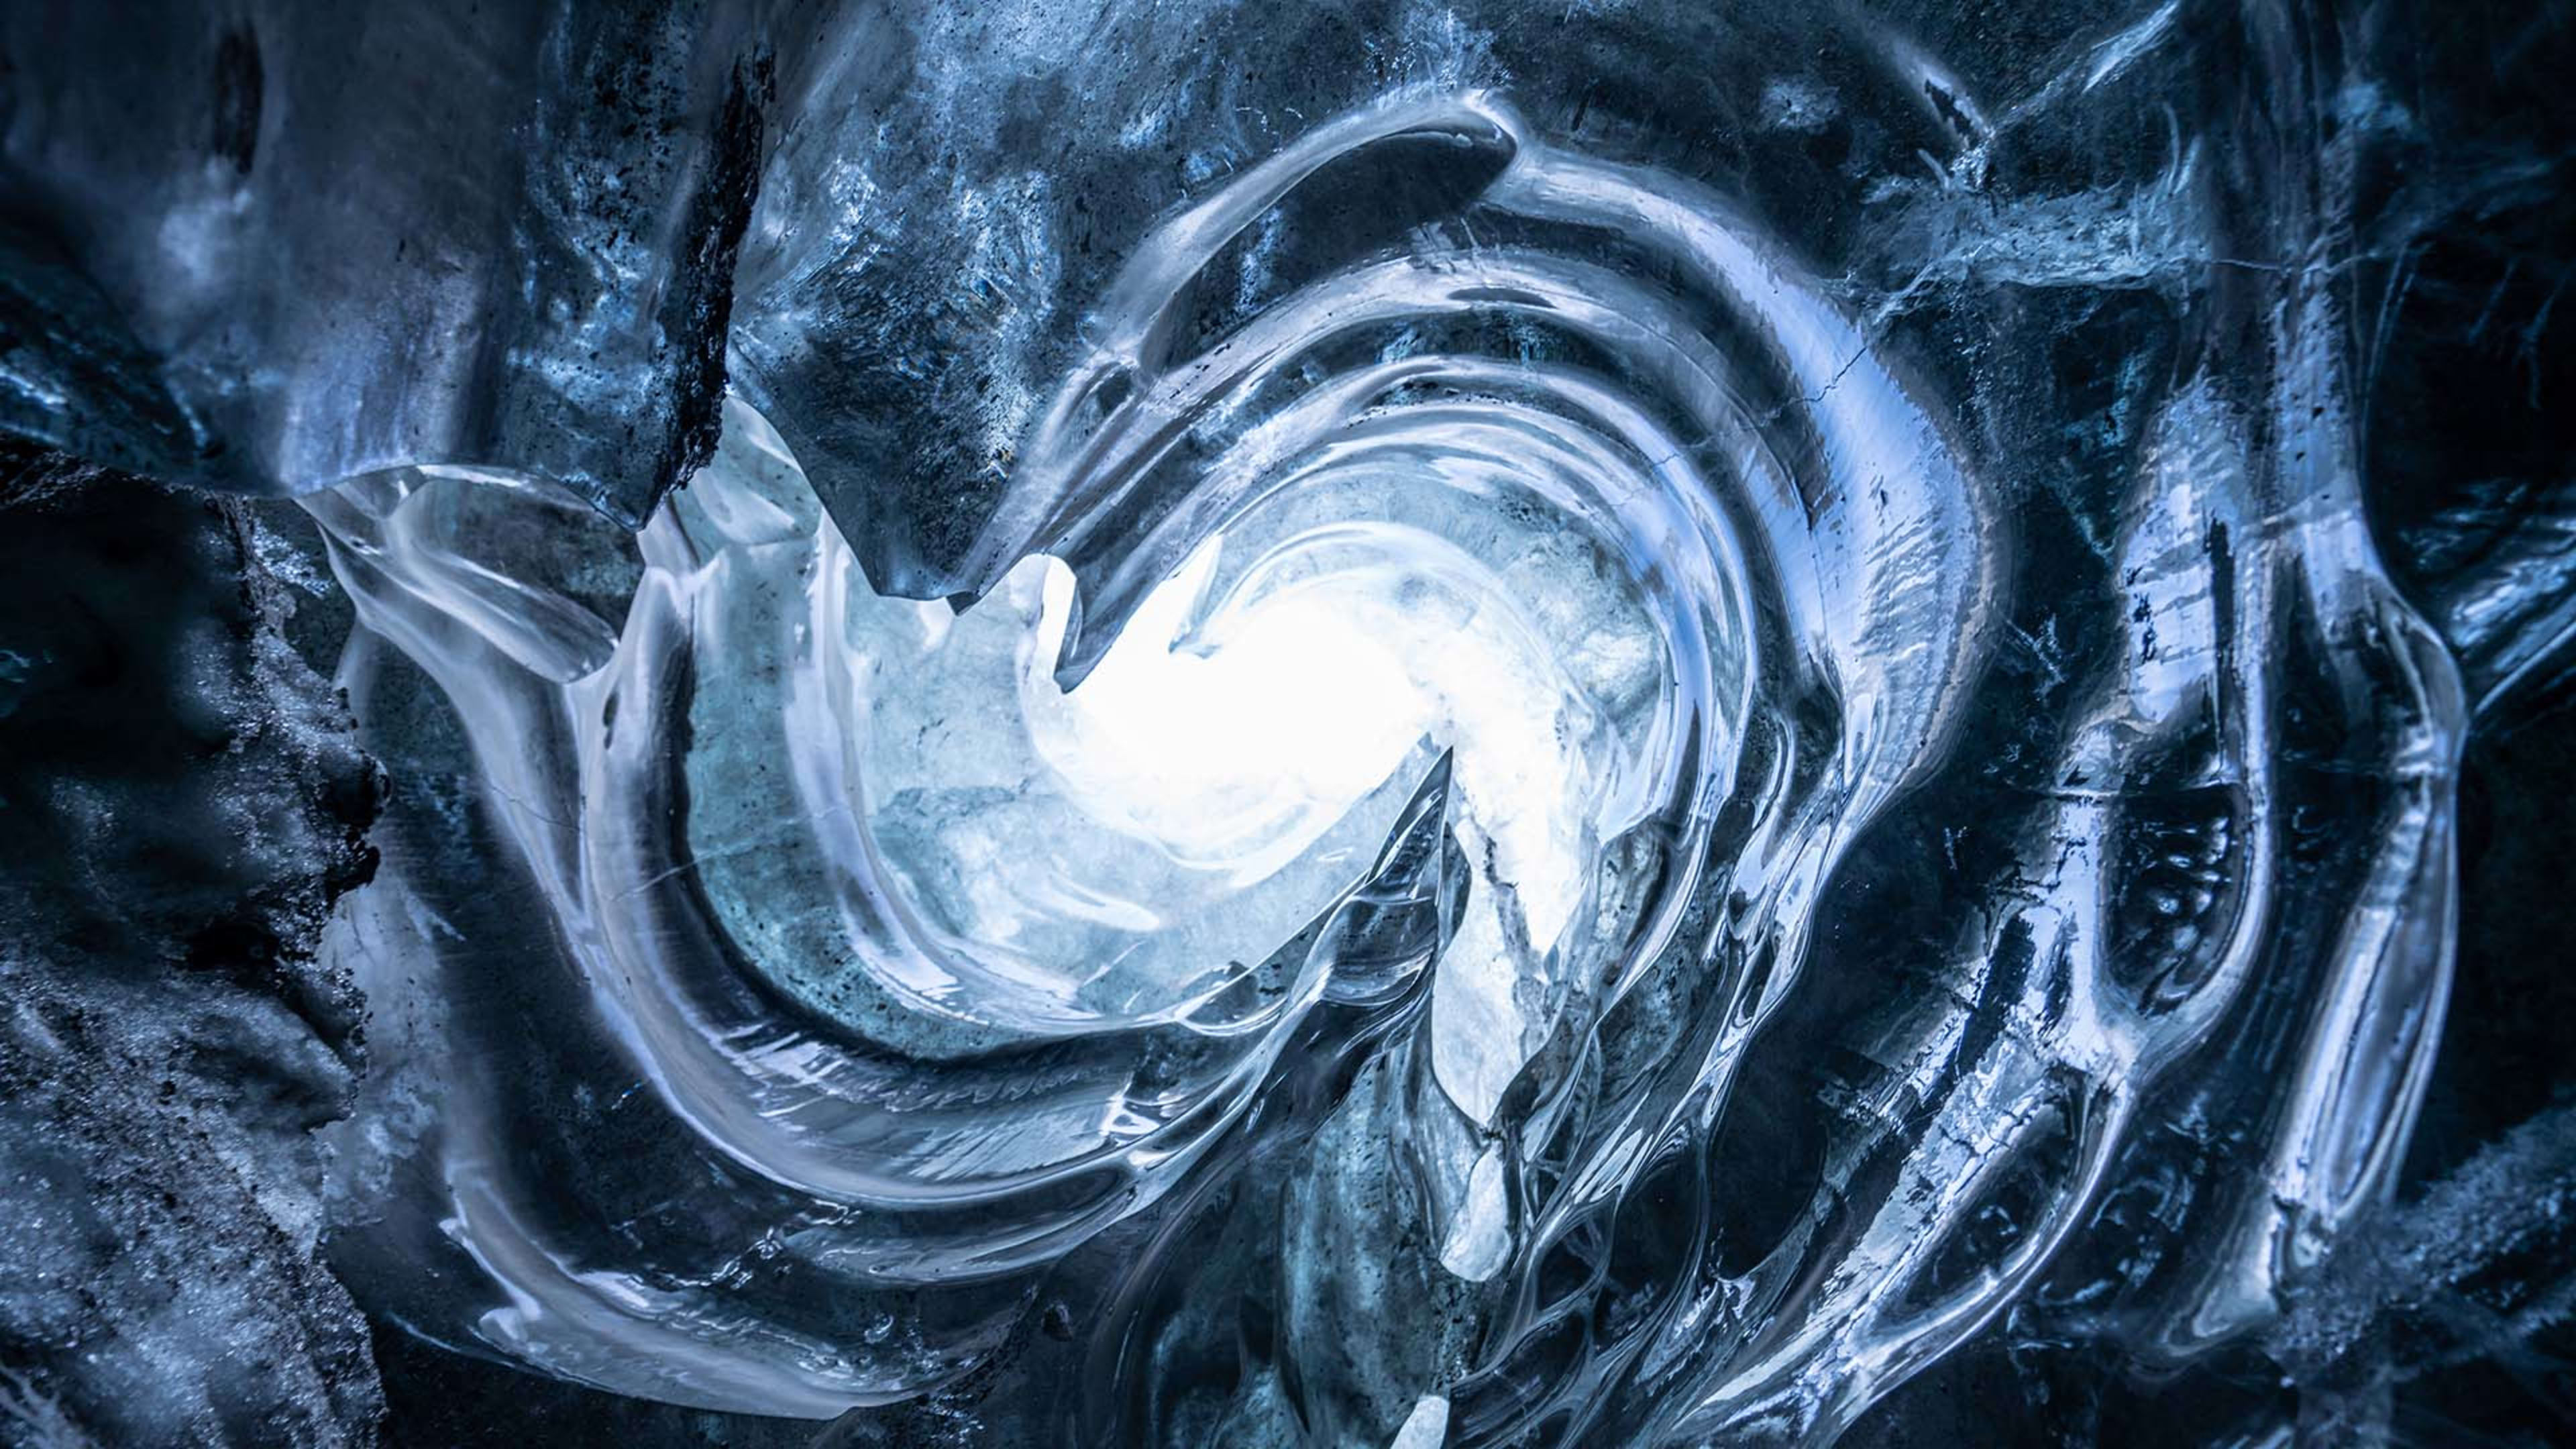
307,90,2459,1445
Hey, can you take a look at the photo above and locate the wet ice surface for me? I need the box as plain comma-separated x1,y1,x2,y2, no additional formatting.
7,0,2575,1445
305,48,2472,1449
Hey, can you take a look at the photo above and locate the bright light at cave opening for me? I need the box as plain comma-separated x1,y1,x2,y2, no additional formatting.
845,514,1603,1029
1025,538,1428,879
1019,532,1590,953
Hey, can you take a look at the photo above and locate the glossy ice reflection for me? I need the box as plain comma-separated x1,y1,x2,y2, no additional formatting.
307,70,2464,1449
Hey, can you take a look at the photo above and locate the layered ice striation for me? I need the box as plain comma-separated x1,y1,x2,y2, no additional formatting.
292,48,2480,1442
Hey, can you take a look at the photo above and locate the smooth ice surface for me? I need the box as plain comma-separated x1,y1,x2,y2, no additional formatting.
91,1,2546,1444
7,0,2576,1445
304,78,2465,1447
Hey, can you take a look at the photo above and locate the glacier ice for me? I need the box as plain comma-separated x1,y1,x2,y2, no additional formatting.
306,77,2455,1449
1,0,2574,1445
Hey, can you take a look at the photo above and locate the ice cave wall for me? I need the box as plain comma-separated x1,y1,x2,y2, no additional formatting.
1,1,2573,1446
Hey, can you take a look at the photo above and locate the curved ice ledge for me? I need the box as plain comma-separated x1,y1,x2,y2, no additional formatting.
307,88,2462,1446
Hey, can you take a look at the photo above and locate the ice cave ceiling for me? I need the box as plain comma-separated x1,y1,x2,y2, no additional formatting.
2,1,2574,1446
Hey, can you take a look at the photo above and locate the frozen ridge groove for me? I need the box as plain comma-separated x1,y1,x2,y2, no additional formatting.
298,56,2481,1446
